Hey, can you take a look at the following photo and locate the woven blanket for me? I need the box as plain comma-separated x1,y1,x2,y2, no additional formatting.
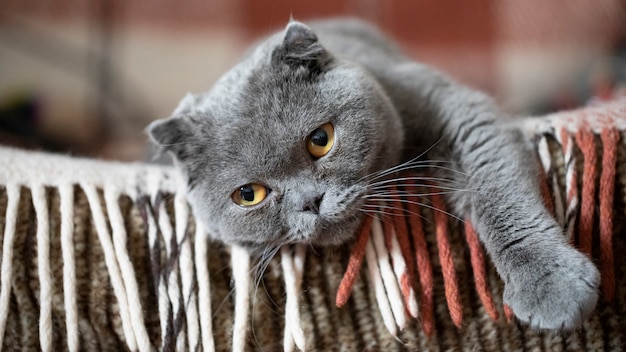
0,100,625,351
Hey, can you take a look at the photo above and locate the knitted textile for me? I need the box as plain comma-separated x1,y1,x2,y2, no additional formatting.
0,100,625,351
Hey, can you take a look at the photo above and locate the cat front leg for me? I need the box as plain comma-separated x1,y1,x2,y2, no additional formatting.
463,127,600,329
382,63,600,329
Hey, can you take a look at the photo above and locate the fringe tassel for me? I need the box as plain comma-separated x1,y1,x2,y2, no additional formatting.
537,135,562,222
293,245,307,350
464,222,498,320
175,192,201,350
575,129,598,256
371,214,407,331
406,199,435,336
156,195,186,351
384,220,419,319
194,222,216,352
32,185,53,352
281,245,306,352
23,180,219,351
559,129,579,242
430,192,463,328
59,183,79,352
388,189,419,318
365,218,398,336
82,183,138,351
336,216,372,307
141,193,171,350
599,128,619,301
334,126,620,335
231,245,251,352
105,187,152,351
503,304,514,323
145,170,175,350
0,183,20,348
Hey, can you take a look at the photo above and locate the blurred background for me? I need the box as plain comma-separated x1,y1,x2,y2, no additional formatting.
0,0,625,161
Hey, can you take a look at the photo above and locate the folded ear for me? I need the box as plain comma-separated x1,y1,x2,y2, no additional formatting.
147,116,196,158
272,21,331,72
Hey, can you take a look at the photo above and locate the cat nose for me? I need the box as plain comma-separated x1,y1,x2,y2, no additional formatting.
301,192,324,214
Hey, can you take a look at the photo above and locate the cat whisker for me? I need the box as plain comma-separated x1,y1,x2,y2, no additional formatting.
422,163,472,177
360,131,455,183
368,182,473,192
358,205,436,227
364,198,465,223
250,246,281,307
359,208,405,218
211,263,238,319
213,245,281,324
359,159,456,183
367,176,459,188
364,190,461,198
249,245,282,351
361,161,464,184
362,161,454,182
250,246,280,352
359,128,467,183
252,245,281,295
154,140,197,147
308,243,320,257
360,204,421,217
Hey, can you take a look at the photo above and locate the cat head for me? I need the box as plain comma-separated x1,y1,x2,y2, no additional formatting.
148,21,403,248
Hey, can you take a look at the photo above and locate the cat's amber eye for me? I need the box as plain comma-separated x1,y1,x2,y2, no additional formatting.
232,183,269,207
307,123,335,159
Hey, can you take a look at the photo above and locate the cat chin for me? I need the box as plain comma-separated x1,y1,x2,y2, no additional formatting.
305,214,363,246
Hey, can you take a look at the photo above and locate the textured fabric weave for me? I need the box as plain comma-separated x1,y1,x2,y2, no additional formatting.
0,101,625,351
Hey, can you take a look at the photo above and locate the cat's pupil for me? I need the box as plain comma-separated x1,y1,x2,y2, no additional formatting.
311,129,328,146
240,186,255,202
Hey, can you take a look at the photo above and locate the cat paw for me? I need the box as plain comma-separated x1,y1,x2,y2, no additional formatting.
503,248,600,330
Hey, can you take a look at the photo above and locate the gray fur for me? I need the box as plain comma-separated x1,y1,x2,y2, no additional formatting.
148,18,599,330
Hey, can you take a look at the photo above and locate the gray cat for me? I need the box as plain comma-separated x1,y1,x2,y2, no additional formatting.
148,19,599,330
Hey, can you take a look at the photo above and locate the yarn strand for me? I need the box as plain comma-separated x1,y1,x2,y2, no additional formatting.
194,222,215,352
406,199,435,336
82,183,138,351
336,216,373,307
599,128,619,301
464,221,498,320
537,135,563,223
575,129,598,255
365,221,398,336
59,183,79,352
385,222,419,319
32,185,53,352
105,187,152,351
175,192,201,350
281,246,306,352
559,129,579,242
156,200,186,351
430,192,463,328
371,215,407,330
231,245,251,352
389,189,419,318
141,195,170,349
0,183,20,349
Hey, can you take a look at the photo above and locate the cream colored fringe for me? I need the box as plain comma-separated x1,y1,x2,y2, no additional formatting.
0,147,314,352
